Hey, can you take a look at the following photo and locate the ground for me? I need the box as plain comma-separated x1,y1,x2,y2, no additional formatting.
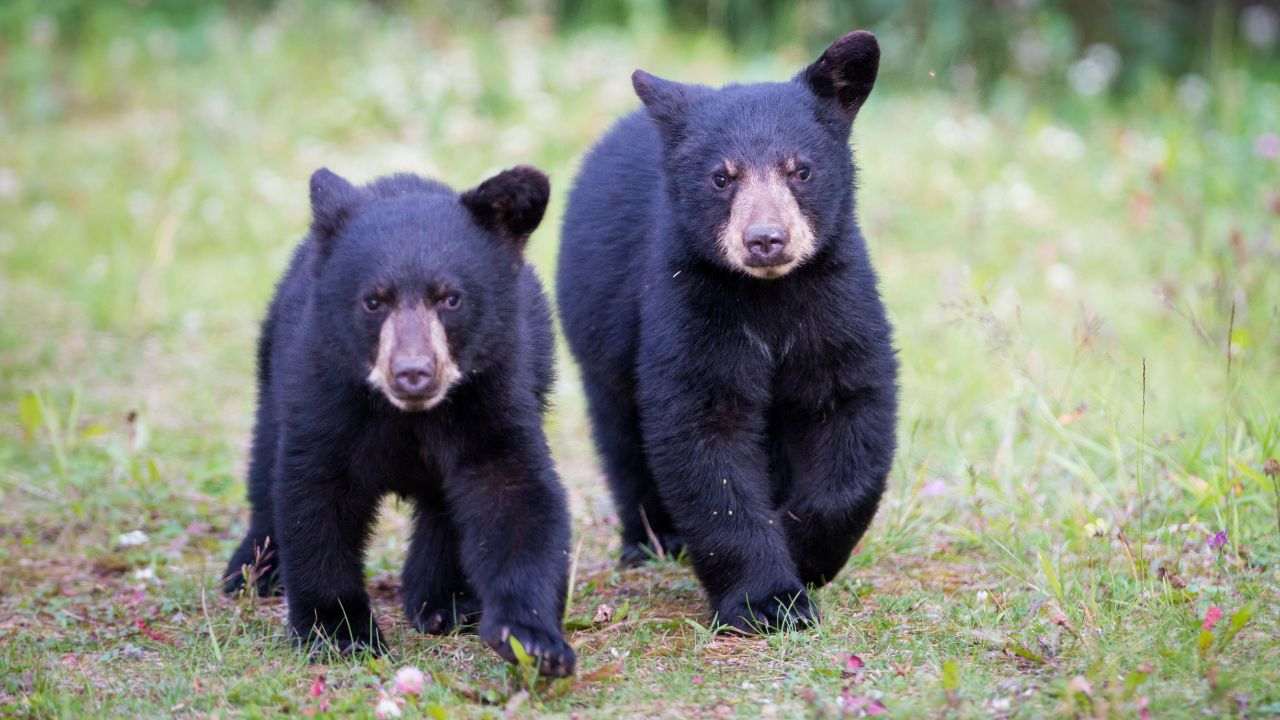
2,5,1279,718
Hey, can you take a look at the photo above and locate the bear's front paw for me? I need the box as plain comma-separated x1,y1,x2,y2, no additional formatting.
480,616,576,677
292,609,387,657
714,586,819,634
406,592,482,635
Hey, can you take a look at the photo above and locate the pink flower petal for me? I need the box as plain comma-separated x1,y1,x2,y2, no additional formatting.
1256,132,1280,160
1202,605,1223,631
393,666,427,696
921,480,947,497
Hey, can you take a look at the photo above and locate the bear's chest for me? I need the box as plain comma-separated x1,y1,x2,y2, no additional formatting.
738,316,861,413
351,416,448,501
770,340,838,410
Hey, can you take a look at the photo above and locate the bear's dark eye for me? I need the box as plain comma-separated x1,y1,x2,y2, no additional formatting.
712,172,730,190
793,164,812,182
363,293,389,313
439,293,462,311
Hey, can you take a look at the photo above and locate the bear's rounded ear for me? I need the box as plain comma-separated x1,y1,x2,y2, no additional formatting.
632,70,694,140
309,167,360,241
460,165,550,250
797,30,880,123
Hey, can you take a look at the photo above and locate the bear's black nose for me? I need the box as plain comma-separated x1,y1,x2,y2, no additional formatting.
743,224,790,265
392,357,435,397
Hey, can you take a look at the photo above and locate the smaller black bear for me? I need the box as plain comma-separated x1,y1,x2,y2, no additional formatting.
557,30,897,633
223,166,574,676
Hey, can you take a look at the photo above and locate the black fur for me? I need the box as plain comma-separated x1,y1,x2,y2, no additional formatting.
224,167,574,676
556,31,896,632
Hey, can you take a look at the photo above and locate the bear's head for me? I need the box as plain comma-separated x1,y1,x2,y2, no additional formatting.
306,166,549,412
632,30,879,280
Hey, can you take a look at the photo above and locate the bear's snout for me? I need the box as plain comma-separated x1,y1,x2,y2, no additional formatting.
743,223,791,266
391,354,437,398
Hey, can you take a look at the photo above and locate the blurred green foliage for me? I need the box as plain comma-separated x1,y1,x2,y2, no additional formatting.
4,0,1279,100
558,0,1280,84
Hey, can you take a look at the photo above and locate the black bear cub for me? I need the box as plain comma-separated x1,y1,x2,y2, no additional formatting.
224,166,575,676
557,30,897,633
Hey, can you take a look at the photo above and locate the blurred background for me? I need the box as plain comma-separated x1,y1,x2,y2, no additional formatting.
2,1,1279,716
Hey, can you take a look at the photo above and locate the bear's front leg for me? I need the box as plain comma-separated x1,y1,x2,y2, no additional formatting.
446,432,575,677
402,506,481,635
779,382,897,588
274,442,385,655
638,347,816,633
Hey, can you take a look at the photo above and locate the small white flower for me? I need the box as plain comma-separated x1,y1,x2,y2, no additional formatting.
1013,31,1051,75
1035,126,1085,162
118,530,149,547
375,696,402,719
1176,74,1210,114
1045,263,1076,292
1068,44,1121,96
1242,4,1279,48
1084,518,1109,538
0,167,19,200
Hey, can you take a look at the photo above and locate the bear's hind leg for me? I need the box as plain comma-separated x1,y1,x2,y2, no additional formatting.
222,519,282,596
224,398,282,596
402,506,481,634
582,374,683,566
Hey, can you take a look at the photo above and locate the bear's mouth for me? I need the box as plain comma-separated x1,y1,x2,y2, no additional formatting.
383,386,451,413
741,252,797,279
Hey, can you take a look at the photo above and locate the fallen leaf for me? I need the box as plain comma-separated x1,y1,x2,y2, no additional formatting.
577,661,624,684
1068,675,1093,697
841,653,865,679
592,603,614,625
133,619,172,645
1156,566,1186,589
1057,403,1088,426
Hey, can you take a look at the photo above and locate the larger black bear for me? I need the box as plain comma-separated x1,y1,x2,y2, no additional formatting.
557,30,897,632
223,166,575,676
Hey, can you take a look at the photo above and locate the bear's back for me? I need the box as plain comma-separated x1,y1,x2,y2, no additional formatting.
556,111,665,374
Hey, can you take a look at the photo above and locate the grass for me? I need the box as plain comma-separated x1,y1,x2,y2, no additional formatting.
2,4,1280,718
